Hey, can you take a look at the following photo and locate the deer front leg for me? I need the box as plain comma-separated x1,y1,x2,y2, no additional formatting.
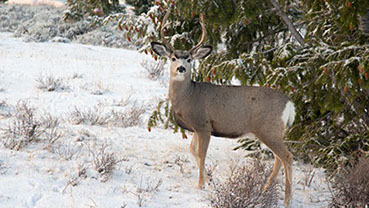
190,133,200,167
195,131,211,189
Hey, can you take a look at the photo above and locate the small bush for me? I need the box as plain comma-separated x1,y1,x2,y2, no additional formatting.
208,159,278,208
109,106,145,128
89,143,124,182
69,106,108,125
81,80,110,95
135,177,163,207
140,59,165,81
35,74,66,91
69,105,145,127
1,101,64,150
52,144,81,161
330,156,369,207
39,113,63,144
1,101,41,150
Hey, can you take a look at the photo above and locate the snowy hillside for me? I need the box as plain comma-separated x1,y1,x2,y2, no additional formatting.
0,32,330,207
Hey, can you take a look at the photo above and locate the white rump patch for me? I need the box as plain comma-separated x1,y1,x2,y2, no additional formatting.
281,101,296,127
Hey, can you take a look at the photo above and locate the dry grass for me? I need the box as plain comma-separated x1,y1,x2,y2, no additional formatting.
208,159,278,208
330,156,369,207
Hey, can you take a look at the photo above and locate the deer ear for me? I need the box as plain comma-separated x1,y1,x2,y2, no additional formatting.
151,42,172,57
191,46,212,59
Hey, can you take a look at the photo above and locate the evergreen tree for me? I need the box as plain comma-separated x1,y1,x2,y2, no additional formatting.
126,0,153,15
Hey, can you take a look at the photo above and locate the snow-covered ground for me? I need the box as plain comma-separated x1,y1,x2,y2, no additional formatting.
0,32,331,207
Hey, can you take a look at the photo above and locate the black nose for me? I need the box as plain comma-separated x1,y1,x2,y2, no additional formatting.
177,66,186,73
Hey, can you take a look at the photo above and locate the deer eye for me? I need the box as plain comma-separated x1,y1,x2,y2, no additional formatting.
171,57,176,62
187,59,191,63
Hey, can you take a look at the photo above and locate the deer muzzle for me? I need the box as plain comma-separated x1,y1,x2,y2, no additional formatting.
177,66,186,73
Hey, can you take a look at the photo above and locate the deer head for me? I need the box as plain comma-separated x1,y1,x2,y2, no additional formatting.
151,11,212,81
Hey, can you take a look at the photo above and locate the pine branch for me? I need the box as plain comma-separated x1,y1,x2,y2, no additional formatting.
268,0,305,46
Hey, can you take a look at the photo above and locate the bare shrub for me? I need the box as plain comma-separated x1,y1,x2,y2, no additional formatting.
174,155,190,174
80,81,110,95
330,156,369,207
39,113,63,144
108,106,145,128
140,59,165,80
69,106,108,125
135,177,163,207
208,159,278,208
52,144,82,161
89,143,124,182
206,162,218,181
63,162,88,193
69,105,145,127
1,101,65,150
35,74,66,91
1,100,41,150
301,165,315,190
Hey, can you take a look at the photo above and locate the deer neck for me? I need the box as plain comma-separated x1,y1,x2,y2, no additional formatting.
169,77,193,108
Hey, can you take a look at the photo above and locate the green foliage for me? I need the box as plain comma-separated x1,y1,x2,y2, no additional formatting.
265,41,369,171
126,0,153,15
105,0,369,171
303,0,369,38
63,0,125,22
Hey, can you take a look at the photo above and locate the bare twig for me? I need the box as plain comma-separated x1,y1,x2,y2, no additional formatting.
269,0,305,46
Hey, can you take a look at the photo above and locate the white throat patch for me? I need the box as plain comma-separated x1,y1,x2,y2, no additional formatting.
172,73,185,81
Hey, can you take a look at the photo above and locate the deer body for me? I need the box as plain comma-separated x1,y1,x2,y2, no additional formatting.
151,11,295,207
170,80,292,138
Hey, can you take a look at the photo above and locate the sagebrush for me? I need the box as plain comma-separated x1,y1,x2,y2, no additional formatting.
208,159,278,208
1,101,63,150
330,156,369,207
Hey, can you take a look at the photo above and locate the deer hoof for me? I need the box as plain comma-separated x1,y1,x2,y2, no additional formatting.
196,183,205,190
283,198,291,208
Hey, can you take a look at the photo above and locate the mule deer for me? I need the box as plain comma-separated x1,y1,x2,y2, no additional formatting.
151,11,296,207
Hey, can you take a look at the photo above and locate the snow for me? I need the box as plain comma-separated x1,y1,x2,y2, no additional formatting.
0,32,331,207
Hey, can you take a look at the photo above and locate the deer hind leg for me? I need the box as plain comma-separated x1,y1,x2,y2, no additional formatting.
194,131,211,189
257,132,293,207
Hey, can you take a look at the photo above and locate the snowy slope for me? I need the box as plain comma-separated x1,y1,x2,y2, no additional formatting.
0,32,330,208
